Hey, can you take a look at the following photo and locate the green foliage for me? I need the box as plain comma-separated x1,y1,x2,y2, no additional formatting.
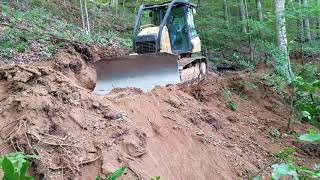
270,129,320,179
239,92,248,101
1,27,27,53
289,70,320,127
0,5,54,58
194,0,293,76
30,0,133,41
257,41,289,77
2,157,33,180
263,63,319,129
299,111,311,122
241,81,259,91
0,152,40,180
253,146,307,180
249,176,262,180
275,147,295,161
96,166,126,180
0,152,40,170
227,101,237,111
269,130,320,179
271,163,299,180
262,147,320,180
150,176,160,180
298,129,320,143
262,74,287,92
120,37,132,49
271,163,320,180
107,166,126,180
223,90,237,111
0,2,128,60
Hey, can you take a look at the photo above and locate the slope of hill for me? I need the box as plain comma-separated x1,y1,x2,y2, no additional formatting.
0,46,317,179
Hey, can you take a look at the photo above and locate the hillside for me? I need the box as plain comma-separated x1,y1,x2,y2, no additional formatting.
0,46,317,179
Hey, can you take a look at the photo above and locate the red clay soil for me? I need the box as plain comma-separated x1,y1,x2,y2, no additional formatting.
0,47,319,180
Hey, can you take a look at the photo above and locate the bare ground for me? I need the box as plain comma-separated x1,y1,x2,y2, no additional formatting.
0,46,318,180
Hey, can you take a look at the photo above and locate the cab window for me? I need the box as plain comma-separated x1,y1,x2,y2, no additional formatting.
187,8,197,39
167,6,189,51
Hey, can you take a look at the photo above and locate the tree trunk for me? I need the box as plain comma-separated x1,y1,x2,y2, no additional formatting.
298,0,304,42
123,0,125,17
298,0,304,61
302,0,312,41
256,0,263,21
79,0,85,30
115,0,118,16
317,0,320,38
98,6,102,34
243,0,255,62
239,0,247,33
274,0,293,79
223,0,229,28
84,0,90,34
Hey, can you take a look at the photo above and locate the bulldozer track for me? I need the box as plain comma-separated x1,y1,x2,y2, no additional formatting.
178,56,208,82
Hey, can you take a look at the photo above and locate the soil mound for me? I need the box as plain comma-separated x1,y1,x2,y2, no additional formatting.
0,47,318,179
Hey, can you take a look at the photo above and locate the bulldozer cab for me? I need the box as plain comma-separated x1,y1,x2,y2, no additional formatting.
133,0,198,55
167,6,190,52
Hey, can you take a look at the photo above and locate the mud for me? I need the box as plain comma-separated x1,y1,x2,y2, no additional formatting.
0,46,318,180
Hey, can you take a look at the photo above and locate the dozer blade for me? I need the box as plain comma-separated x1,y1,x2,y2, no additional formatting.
94,53,181,95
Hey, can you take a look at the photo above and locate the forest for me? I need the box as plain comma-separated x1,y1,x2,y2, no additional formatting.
0,0,319,179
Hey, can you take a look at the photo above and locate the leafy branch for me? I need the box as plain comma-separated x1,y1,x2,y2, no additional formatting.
0,152,40,180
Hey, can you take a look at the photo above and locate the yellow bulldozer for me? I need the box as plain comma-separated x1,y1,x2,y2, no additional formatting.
94,0,208,94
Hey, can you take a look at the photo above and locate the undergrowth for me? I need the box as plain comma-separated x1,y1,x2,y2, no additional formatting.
224,90,237,111
271,143,320,180
252,130,320,180
0,2,129,61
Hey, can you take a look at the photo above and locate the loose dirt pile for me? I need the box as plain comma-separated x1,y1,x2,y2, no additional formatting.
0,47,318,179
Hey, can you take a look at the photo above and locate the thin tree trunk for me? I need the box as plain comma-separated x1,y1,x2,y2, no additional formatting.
123,0,125,17
223,0,229,28
239,0,247,33
135,0,139,12
245,0,255,62
274,0,293,79
256,0,263,21
98,5,102,34
79,0,85,30
256,0,264,38
298,0,304,62
302,0,312,41
84,0,90,34
317,0,320,38
298,0,304,42
115,0,118,16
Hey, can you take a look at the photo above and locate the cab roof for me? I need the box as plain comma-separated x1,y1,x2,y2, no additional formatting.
143,0,196,10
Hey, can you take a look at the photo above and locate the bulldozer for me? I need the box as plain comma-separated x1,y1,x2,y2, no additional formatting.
94,0,207,94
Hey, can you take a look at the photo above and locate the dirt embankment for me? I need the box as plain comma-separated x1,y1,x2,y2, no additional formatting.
0,46,318,179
